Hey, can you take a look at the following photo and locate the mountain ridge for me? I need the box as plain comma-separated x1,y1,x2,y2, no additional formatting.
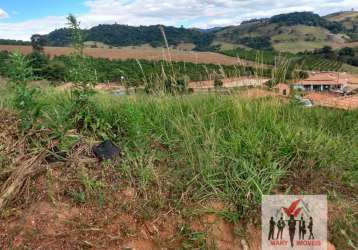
1,11,357,53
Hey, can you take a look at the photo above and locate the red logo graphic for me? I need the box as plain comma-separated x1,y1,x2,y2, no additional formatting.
282,199,302,218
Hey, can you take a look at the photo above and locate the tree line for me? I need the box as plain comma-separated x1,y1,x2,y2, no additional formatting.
0,49,272,87
33,24,216,51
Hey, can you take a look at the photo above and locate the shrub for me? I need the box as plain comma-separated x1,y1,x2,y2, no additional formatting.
66,14,98,131
214,75,224,88
8,52,40,130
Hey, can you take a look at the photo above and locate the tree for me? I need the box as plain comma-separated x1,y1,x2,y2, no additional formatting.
66,14,98,131
31,34,47,53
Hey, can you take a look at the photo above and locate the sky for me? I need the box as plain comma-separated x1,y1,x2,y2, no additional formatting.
0,0,357,40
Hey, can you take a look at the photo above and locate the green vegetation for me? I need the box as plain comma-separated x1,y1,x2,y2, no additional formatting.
66,14,98,131
0,12,357,249
270,12,345,34
220,46,358,73
325,11,358,40
305,46,358,67
234,36,272,50
293,55,343,71
1,88,357,211
221,47,295,65
6,52,40,130
214,11,355,53
1,11,355,54
34,24,216,51
0,39,31,46
0,50,271,86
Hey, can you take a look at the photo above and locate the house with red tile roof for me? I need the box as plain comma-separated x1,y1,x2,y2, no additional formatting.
292,72,348,92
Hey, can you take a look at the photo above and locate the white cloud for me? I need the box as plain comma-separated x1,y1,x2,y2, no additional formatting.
0,8,9,19
1,0,357,40
0,16,66,40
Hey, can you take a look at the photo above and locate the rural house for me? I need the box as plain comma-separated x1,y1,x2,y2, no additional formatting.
274,83,290,96
188,77,269,91
292,72,347,92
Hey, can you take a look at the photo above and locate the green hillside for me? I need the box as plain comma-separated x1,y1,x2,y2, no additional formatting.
31,11,357,54
325,11,358,40
325,11,358,30
214,12,356,53
37,25,216,51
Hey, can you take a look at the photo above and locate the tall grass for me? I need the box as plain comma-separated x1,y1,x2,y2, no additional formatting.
28,89,358,213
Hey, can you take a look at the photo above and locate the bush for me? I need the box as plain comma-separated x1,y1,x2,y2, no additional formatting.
8,52,40,130
66,14,98,132
214,76,223,88
43,60,67,83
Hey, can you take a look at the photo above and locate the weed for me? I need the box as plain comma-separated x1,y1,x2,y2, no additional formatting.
7,51,41,130
178,224,208,250
66,14,98,132
71,191,87,204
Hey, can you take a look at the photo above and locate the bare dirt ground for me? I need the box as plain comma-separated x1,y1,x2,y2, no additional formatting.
305,92,358,110
0,45,256,66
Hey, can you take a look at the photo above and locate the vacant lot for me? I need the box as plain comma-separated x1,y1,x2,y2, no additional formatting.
0,82,357,249
0,45,256,66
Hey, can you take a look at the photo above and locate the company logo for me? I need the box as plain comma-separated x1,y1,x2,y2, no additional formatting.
262,195,327,250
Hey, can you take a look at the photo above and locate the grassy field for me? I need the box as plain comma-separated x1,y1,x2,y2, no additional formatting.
270,25,349,52
325,11,358,30
0,80,357,248
0,16,357,247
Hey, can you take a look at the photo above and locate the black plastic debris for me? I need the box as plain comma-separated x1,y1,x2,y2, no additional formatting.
45,146,68,163
92,140,121,161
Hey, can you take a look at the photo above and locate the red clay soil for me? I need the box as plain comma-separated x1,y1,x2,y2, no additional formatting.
0,45,258,66
305,92,358,110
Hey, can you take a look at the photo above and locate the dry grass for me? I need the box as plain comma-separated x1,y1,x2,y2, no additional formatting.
0,45,257,66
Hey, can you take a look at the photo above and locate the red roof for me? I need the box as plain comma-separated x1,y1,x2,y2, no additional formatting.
298,72,348,85
274,83,290,89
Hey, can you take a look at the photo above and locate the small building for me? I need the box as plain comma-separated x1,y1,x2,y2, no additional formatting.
292,72,347,92
274,83,290,96
188,77,269,91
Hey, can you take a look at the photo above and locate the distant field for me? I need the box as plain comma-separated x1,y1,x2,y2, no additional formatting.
271,25,350,52
325,11,358,30
0,45,256,66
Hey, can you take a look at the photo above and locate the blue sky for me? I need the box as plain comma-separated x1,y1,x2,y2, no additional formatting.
0,0,357,40
0,0,88,22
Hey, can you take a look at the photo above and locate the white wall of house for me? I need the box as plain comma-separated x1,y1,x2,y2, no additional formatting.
292,83,343,91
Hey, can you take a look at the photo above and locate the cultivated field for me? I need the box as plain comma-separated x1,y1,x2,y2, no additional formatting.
0,45,256,66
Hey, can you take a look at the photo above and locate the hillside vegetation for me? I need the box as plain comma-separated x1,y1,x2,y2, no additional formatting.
325,11,358,39
38,24,215,51
29,11,358,53
215,12,356,52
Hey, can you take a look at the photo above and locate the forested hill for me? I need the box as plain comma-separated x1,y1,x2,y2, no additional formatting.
37,24,216,51
2,11,356,52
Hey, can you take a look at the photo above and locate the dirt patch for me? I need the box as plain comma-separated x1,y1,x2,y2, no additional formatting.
239,88,278,99
305,92,358,110
0,45,261,67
